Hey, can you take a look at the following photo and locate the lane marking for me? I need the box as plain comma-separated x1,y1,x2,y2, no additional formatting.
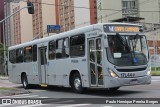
57,104,91,107
1,95,39,98
0,104,12,106
152,80,160,82
0,94,30,98
37,97,48,98
18,104,49,107
11,95,38,98
101,106,113,107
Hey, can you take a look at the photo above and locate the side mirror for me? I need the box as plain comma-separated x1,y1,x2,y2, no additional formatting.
103,35,108,48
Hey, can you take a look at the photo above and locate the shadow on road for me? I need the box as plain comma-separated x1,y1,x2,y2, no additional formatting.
16,85,147,97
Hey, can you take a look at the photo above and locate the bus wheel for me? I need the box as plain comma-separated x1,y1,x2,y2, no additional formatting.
72,73,83,93
22,74,29,89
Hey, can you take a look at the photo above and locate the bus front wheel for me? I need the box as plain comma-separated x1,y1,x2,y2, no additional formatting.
21,74,29,89
71,73,84,93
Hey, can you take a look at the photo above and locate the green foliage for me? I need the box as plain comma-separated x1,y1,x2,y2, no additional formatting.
151,71,160,76
151,67,160,76
0,43,8,56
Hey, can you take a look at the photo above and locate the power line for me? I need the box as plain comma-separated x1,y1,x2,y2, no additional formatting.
15,0,160,13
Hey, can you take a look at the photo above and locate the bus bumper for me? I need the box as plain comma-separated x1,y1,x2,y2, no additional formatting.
105,75,151,88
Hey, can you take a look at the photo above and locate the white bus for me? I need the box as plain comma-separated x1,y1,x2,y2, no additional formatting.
8,23,151,93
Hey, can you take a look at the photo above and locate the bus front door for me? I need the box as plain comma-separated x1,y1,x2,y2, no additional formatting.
88,38,104,86
39,47,48,85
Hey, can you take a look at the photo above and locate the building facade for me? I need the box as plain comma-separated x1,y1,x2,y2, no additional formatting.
4,0,22,46
9,0,56,45
55,0,97,32
96,0,160,24
12,1,33,45
0,0,4,44
96,0,160,55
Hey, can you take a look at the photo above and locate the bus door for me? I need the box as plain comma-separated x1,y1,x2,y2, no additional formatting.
88,37,104,86
38,45,48,85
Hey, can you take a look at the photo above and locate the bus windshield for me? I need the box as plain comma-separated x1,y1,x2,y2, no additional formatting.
107,34,148,66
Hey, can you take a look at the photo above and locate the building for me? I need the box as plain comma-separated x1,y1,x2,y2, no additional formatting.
96,0,160,24
97,0,123,23
0,0,4,43
96,0,160,55
8,0,56,45
12,1,33,45
55,0,97,32
4,0,22,46
31,0,56,39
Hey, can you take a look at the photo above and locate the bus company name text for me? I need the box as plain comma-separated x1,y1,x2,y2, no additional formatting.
1,99,42,105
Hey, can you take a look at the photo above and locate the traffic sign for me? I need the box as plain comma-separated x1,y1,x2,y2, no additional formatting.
47,25,61,33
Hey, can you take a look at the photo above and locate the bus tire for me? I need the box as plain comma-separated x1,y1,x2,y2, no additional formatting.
21,74,29,89
71,73,84,93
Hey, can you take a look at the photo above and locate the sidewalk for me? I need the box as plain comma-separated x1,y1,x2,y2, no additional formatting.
0,76,8,80
0,79,31,97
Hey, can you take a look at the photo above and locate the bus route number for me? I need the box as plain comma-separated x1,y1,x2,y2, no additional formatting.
121,73,135,78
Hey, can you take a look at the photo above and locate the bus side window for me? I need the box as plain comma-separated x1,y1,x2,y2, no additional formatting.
56,39,63,59
70,34,85,57
56,37,69,59
33,45,37,62
9,50,16,63
16,48,23,63
63,38,69,58
48,41,56,60
24,46,32,62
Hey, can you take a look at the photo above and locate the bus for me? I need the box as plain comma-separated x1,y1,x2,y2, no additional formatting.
8,23,151,93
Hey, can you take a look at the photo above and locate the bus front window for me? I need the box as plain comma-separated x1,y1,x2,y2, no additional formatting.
107,34,148,66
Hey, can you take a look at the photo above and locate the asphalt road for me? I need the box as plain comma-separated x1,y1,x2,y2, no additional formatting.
0,76,160,107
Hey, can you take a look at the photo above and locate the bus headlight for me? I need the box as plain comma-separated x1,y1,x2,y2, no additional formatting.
147,71,151,75
108,69,118,78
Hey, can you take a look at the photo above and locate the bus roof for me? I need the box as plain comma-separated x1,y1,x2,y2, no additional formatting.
9,23,142,50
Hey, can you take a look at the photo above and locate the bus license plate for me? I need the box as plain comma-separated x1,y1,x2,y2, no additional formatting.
130,79,138,85
121,73,135,78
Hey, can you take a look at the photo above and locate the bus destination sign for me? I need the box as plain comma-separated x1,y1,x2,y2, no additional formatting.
104,25,140,33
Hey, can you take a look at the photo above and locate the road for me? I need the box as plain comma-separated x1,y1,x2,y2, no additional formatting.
0,76,160,107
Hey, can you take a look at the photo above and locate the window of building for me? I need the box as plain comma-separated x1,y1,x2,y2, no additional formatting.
16,48,23,63
24,46,32,62
48,40,56,60
56,38,69,59
70,34,85,57
122,0,136,9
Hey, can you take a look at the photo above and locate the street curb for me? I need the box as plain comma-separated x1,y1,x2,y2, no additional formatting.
0,89,31,97
0,76,8,80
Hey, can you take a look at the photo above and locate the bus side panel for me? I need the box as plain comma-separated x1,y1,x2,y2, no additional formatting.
48,60,64,86
10,64,22,84
10,63,40,84
8,63,13,82
27,62,40,84
47,57,89,87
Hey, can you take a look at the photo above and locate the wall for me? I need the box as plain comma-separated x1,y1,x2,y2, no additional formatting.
19,1,33,43
97,0,122,23
42,0,56,37
74,0,90,28
139,0,160,24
